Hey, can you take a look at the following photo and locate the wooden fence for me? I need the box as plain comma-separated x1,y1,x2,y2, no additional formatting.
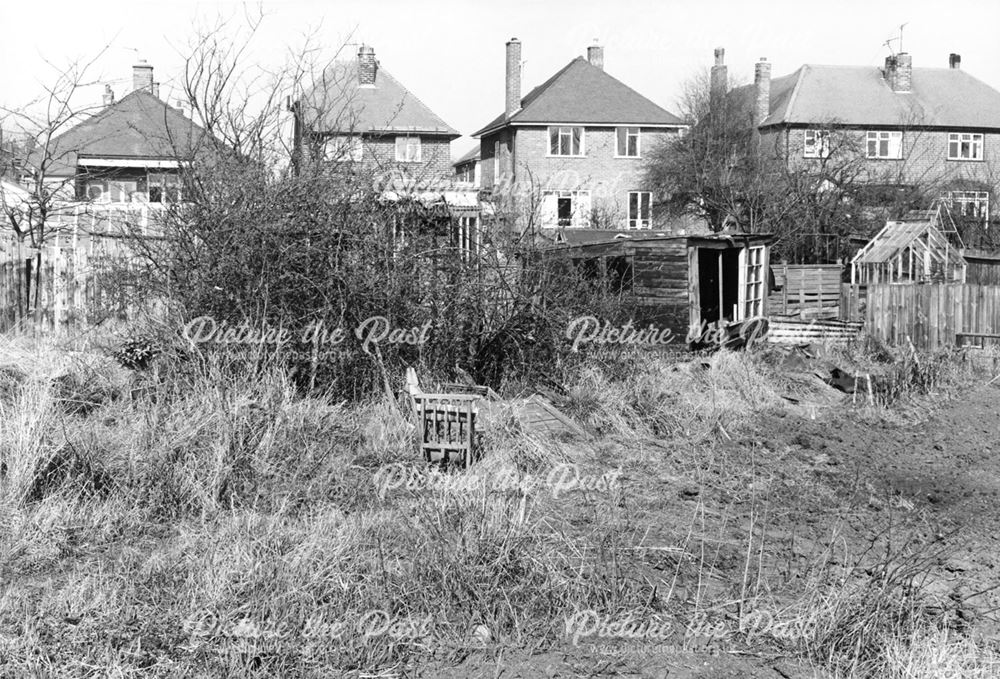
0,235,151,332
862,283,1000,351
965,249,1000,286
0,204,169,331
768,264,844,318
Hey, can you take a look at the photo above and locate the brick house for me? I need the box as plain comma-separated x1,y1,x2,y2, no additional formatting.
33,60,202,205
472,39,687,232
716,49,1000,224
292,45,459,183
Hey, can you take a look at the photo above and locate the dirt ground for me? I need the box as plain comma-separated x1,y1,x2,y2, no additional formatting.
428,377,1000,678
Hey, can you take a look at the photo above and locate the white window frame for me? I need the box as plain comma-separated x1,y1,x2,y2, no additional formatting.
395,136,421,163
866,130,903,159
947,133,984,161
803,129,830,158
541,189,591,228
947,190,990,221
738,245,766,321
627,191,651,229
325,135,363,162
548,126,585,157
147,173,182,203
615,127,641,158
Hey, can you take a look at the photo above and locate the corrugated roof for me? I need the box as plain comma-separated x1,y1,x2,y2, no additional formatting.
745,64,1000,129
36,90,204,176
298,60,459,138
473,57,685,137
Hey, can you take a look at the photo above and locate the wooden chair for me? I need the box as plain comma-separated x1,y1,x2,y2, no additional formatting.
415,393,479,468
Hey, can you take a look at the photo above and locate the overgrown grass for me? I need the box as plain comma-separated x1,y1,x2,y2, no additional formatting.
0,333,997,676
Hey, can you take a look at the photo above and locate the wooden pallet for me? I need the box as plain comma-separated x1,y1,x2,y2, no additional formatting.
416,393,479,468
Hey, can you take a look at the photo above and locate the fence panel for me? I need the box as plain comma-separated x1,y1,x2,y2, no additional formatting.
862,283,1000,350
769,264,844,318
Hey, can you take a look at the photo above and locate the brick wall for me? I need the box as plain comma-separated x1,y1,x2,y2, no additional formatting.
482,125,680,229
767,127,1000,191
362,135,453,183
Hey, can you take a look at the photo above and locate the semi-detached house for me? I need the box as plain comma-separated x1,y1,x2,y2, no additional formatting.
473,39,687,232
717,49,1000,224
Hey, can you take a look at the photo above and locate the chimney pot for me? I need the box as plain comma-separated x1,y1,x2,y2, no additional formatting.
132,59,154,93
102,84,115,106
949,53,961,69
358,44,377,86
714,47,725,66
587,41,604,70
754,58,772,126
505,38,522,119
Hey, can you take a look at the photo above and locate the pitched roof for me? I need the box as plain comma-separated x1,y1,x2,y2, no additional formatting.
852,217,964,268
473,57,685,137
452,144,480,167
298,60,459,138
38,89,204,176
745,64,1000,129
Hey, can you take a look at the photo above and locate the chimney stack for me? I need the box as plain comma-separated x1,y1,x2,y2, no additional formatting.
102,84,115,107
754,57,771,126
710,47,728,113
358,45,377,86
132,59,154,93
587,41,604,70
894,52,912,92
505,37,522,119
884,53,912,92
949,53,961,69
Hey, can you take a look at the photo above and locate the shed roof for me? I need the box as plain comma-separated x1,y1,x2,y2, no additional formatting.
473,57,685,137
552,229,772,249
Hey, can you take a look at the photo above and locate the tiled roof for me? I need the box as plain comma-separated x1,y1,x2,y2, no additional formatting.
298,60,459,138
473,57,685,137
452,144,480,167
37,90,204,176
741,64,1000,129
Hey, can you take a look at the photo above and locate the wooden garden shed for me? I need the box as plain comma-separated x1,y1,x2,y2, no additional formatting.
550,230,773,345
851,209,966,285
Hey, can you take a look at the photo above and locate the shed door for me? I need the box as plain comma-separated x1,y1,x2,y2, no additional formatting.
738,245,766,320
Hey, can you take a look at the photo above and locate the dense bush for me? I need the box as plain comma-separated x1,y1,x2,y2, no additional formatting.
116,155,638,399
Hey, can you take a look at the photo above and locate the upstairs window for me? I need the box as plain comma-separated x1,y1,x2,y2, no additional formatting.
866,130,903,159
148,173,181,203
395,136,421,162
627,191,651,229
325,135,363,162
803,129,830,158
616,127,640,157
948,133,983,161
549,126,584,156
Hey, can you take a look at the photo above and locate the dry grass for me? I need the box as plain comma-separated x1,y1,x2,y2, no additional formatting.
0,332,997,676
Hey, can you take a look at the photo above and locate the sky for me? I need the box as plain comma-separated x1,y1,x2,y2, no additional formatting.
2,0,999,158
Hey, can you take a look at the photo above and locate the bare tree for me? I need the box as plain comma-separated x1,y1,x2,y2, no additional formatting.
0,49,113,326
